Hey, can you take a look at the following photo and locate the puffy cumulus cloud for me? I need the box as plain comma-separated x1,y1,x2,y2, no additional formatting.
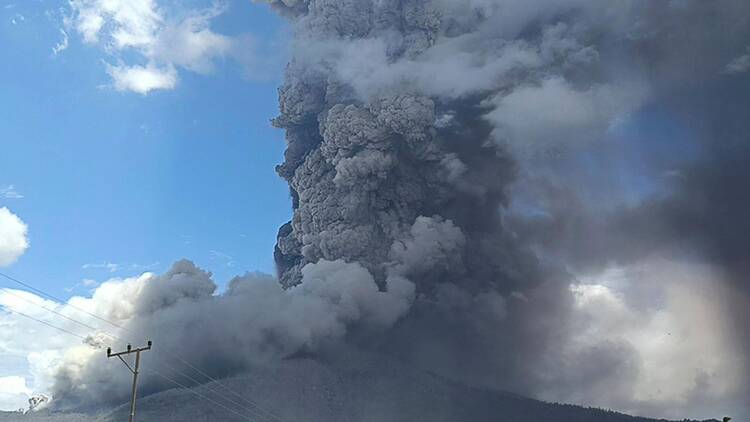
47,259,415,408
0,208,28,267
64,1,264,94
106,63,177,94
148,11,233,74
68,0,161,47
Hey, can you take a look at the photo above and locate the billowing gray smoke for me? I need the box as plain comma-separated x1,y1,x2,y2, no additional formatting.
266,0,750,417
50,0,750,419
51,259,415,408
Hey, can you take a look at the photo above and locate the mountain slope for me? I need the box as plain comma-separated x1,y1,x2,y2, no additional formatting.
0,352,719,422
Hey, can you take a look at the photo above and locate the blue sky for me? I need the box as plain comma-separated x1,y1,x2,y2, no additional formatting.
0,0,290,298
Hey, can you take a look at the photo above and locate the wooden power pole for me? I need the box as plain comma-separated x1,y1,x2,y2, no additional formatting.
107,341,152,422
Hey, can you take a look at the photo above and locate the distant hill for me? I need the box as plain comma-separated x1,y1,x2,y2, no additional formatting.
0,351,719,422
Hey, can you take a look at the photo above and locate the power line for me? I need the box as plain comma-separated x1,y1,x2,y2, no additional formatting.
0,287,115,339
0,271,127,332
0,270,286,422
93,315,283,420
0,345,29,360
0,270,283,421
169,355,283,422
147,367,262,422
157,359,279,422
1,299,272,421
0,299,263,421
0,305,88,341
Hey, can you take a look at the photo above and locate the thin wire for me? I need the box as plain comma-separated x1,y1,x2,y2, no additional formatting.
0,305,88,341
1,301,265,422
156,359,278,422
0,345,28,360
146,367,261,422
107,335,278,421
0,271,127,331
0,270,286,421
171,355,283,422
0,287,116,338
112,331,281,420
115,326,280,419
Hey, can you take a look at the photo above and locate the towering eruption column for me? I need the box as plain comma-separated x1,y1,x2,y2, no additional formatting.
270,0,535,298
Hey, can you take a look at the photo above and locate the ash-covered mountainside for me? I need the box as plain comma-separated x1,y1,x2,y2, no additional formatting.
0,351,724,422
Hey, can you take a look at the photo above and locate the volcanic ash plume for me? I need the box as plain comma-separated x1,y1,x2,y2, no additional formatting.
49,259,415,408
270,0,548,299
266,0,750,418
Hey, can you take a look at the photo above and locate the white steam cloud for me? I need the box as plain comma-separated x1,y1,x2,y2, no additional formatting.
0,208,28,267
63,0,267,94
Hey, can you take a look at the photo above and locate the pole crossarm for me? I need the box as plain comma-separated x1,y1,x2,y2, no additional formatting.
107,341,152,422
108,342,152,358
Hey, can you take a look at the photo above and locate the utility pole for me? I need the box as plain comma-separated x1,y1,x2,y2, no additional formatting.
107,341,152,422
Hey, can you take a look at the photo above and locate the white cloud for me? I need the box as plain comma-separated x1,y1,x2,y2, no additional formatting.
64,279,100,293
65,0,237,94
0,288,95,410
0,208,28,267
149,8,232,74
0,376,30,396
725,48,750,74
69,0,161,48
0,185,23,199
0,279,143,409
52,29,69,55
558,259,744,419
81,261,157,273
0,376,30,411
106,63,177,94
209,249,235,267
82,261,120,272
